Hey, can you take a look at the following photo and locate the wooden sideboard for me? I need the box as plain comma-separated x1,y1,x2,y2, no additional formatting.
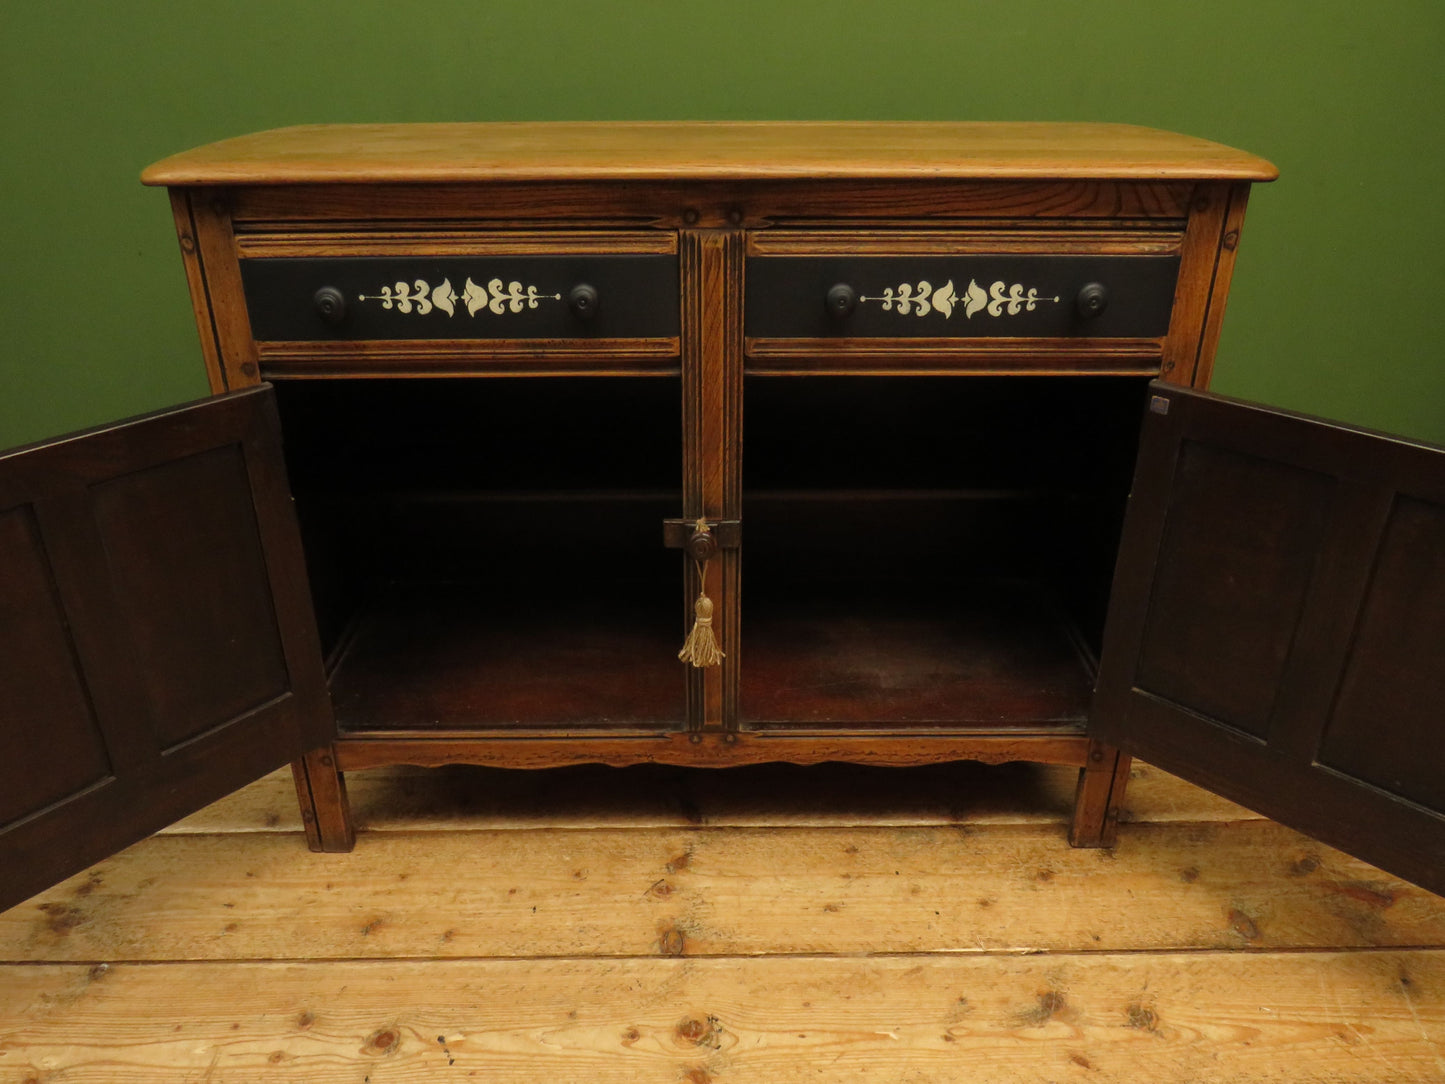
4,124,1443,911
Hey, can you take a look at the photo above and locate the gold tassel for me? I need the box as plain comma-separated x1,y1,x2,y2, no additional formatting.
678,560,724,668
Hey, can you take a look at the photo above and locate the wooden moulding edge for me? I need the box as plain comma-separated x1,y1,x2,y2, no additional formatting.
256,338,681,378
225,179,1199,228
744,337,1162,376
235,229,679,257
331,732,1093,771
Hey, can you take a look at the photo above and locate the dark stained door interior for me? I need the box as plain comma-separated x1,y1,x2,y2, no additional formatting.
1092,382,1445,896
0,386,333,913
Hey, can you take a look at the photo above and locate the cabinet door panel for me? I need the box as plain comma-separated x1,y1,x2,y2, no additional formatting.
0,505,114,827
91,444,293,748
0,387,332,913
1092,383,1445,895
1314,495,1445,810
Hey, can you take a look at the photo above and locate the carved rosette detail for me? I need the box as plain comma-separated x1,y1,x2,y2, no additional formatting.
358,276,563,316
859,279,1061,319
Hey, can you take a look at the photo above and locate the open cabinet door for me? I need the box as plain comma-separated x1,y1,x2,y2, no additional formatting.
0,386,332,912
1092,382,1445,896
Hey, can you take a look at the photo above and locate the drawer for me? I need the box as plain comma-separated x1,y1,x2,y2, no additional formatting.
233,232,680,376
744,231,1182,375
747,253,1178,338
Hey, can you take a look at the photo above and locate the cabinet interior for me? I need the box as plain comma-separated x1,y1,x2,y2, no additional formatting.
274,373,1149,736
274,377,687,732
740,375,1151,732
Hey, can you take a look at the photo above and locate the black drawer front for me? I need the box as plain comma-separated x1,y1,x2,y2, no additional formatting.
242,255,679,341
746,254,1179,339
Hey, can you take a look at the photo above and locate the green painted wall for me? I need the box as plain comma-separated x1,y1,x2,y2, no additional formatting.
4,1,1442,447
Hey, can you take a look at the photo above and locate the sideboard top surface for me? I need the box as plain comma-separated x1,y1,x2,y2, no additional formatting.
142,122,1278,187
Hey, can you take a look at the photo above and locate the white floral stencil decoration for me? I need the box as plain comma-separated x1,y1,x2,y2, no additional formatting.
358,276,563,317
860,278,1060,319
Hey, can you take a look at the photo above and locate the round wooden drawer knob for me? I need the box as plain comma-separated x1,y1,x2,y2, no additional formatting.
568,283,600,321
1076,282,1109,319
825,282,858,320
313,286,347,326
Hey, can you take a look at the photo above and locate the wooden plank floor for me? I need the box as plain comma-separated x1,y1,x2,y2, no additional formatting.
2,760,1443,1082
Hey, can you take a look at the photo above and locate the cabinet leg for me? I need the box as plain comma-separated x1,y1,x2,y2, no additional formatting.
291,747,355,852
1069,741,1131,848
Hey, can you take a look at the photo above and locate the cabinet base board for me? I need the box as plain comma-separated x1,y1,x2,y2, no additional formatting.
309,732,1125,853
330,731,1094,772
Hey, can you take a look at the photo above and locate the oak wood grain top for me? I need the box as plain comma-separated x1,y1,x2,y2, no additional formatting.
142,122,1278,186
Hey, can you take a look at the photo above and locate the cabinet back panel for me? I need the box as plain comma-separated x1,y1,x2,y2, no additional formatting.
273,378,683,656
275,378,682,494
743,376,1148,492
743,376,1147,650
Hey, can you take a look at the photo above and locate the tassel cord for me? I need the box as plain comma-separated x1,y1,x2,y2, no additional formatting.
678,555,725,668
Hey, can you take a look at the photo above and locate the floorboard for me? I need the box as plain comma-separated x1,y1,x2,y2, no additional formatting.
1,760,1442,1081
3,953,1443,1083
2,821,1440,962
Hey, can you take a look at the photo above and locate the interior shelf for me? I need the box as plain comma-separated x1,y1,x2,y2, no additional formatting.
741,578,1096,731
328,579,686,733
